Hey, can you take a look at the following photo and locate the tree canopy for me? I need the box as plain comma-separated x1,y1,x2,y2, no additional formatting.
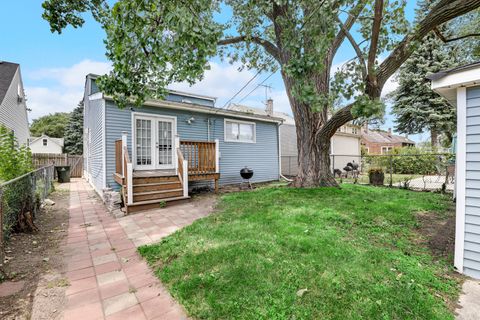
29,112,70,138
41,0,480,186
64,103,84,155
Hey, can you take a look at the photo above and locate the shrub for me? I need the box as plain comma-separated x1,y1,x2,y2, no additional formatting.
0,125,33,181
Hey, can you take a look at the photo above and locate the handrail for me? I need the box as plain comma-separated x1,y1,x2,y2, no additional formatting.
176,147,188,197
180,140,217,174
123,145,133,205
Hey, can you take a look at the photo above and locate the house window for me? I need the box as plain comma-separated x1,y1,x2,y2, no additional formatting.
381,146,393,154
224,119,256,143
43,139,48,146
352,127,358,135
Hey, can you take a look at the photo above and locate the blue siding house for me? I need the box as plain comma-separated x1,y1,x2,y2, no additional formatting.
83,74,282,213
431,62,480,279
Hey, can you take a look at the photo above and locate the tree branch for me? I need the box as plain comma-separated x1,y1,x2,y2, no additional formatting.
368,0,384,74
318,104,354,139
337,18,367,79
218,35,280,61
434,27,480,43
377,0,480,93
332,1,368,55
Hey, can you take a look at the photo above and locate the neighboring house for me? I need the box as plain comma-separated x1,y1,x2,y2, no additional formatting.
361,126,415,154
0,61,29,144
429,61,480,279
28,135,64,154
83,74,282,213
228,101,362,174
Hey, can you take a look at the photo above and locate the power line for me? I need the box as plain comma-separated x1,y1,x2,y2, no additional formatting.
220,68,263,109
236,71,276,104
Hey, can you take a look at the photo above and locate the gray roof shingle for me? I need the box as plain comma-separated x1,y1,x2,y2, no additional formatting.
0,61,19,105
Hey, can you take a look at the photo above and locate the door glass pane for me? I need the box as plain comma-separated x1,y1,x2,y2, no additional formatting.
136,119,152,165
158,120,173,165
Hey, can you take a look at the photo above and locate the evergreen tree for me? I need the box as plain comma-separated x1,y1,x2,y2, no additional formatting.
392,1,460,148
64,102,83,155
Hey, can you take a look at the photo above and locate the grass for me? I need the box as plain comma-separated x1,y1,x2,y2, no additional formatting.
139,184,460,320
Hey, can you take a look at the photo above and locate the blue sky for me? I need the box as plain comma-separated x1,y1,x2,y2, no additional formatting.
0,1,427,142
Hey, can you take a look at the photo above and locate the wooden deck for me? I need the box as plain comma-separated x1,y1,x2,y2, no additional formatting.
114,137,220,214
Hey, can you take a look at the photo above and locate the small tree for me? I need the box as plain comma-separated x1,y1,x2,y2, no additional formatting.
30,112,70,138
0,125,33,181
64,103,84,155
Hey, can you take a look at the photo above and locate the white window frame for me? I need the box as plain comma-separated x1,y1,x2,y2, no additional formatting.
224,118,256,143
381,146,393,154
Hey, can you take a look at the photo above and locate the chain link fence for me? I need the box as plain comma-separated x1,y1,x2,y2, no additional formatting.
282,153,455,192
0,165,55,262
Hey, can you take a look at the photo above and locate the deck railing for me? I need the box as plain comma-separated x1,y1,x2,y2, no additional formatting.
176,139,188,197
115,139,122,175
180,140,219,174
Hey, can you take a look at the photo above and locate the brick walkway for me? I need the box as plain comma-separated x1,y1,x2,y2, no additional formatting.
63,179,215,320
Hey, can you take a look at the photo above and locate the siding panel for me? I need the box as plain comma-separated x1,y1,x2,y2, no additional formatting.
465,86,480,276
84,98,104,194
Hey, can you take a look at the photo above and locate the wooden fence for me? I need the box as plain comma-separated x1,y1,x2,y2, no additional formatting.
32,153,83,178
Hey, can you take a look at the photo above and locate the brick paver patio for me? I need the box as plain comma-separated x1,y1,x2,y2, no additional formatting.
63,179,215,320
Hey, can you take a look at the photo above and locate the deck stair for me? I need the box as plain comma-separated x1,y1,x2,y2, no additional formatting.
114,134,219,214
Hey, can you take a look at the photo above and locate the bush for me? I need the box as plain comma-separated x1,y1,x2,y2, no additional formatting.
390,147,438,175
0,125,33,181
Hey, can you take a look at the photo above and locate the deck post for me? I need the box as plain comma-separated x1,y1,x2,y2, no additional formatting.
127,163,133,205
121,131,128,176
182,159,188,197
215,139,220,173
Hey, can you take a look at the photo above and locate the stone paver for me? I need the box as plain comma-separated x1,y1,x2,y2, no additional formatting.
456,279,480,320
62,179,216,319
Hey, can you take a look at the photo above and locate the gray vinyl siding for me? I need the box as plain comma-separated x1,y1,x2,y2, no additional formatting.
0,68,29,144
84,98,105,194
464,86,480,278
104,100,279,190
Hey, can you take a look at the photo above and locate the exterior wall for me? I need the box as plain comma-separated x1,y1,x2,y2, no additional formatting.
104,101,279,190
463,86,480,278
29,138,63,154
0,68,29,144
331,134,361,170
280,124,297,156
84,96,105,195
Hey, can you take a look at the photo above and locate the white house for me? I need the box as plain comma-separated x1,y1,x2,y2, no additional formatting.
28,135,64,154
430,61,480,279
0,61,29,144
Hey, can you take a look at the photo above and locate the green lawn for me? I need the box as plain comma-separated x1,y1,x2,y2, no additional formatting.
139,184,460,320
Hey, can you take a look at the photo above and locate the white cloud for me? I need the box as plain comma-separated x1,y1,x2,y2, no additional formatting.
169,62,257,105
29,59,111,88
25,59,111,121
381,74,399,98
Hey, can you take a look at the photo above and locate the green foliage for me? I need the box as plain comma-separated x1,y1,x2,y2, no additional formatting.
30,112,70,138
0,125,33,182
139,185,458,319
64,104,83,155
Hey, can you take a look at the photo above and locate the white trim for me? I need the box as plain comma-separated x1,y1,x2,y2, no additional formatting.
104,96,283,124
215,139,220,173
102,99,107,189
224,118,256,143
121,132,128,176
455,87,467,273
381,146,393,154
131,112,177,170
277,123,281,178
88,92,104,101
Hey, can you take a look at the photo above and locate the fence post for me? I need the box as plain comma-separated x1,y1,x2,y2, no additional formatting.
332,155,335,175
389,155,393,187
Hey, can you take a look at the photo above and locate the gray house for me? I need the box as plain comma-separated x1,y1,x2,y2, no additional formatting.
83,74,282,213
0,61,29,144
430,61,480,279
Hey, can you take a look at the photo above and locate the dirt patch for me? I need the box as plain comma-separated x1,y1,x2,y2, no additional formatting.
415,208,456,262
0,184,70,320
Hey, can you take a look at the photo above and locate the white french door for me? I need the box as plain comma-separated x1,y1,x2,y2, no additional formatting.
133,114,176,170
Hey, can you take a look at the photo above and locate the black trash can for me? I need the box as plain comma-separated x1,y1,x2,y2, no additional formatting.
55,166,71,183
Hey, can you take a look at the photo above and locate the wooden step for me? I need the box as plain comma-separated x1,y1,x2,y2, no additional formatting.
133,181,182,193
133,175,180,185
126,196,190,214
133,188,183,202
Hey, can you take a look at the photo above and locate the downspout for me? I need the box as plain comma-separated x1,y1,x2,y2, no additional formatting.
207,118,211,141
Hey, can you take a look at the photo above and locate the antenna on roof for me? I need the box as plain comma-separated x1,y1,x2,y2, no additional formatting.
260,84,272,105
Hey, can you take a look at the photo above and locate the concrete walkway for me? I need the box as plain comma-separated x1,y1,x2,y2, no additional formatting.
456,279,480,320
63,179,215,320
